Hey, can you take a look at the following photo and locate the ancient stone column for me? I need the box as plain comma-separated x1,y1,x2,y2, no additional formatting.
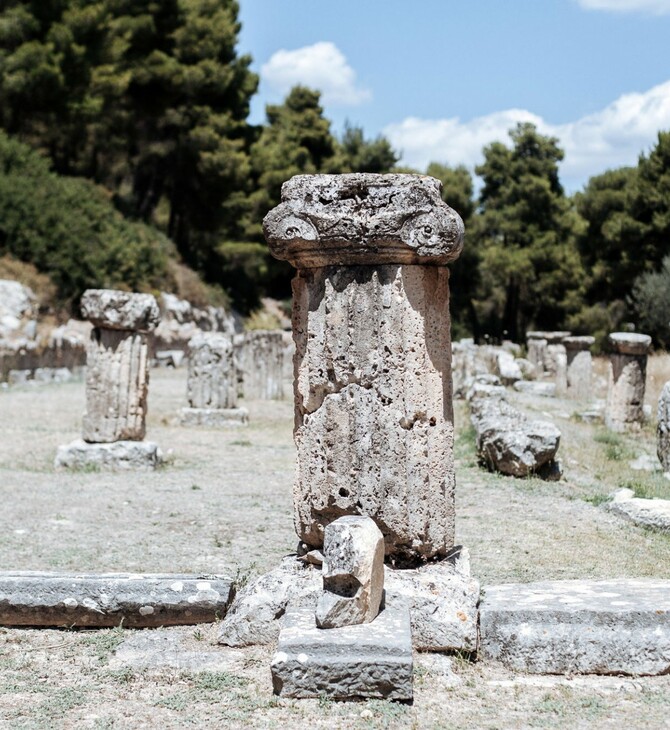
237,330,285,400
605,332,652,432
264,173,464,562
180,332,248,426
564,336,595,401
658,381,670,473
55,289,162,470
526,333,547,375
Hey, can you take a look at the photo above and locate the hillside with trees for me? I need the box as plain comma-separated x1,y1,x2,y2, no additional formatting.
0,0,668,344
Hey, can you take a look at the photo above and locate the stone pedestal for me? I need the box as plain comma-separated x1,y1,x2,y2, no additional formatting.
526,331,570,376
658,381,670,473
179,332,247,426
264,173,464,562
56,289,162,470
564,336,595,401
605,332,652,432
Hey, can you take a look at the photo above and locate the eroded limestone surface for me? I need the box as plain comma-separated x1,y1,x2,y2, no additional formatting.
186,332,237,410
658,381,670,472
80,289,160,332
292,264,455,560
564,336,594,401
605,333,651,432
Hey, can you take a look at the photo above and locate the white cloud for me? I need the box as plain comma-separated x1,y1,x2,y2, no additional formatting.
576,0,670,14
260,42,371,106
384,80,670,190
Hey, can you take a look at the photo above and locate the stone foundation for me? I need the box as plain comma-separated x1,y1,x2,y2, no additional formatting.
55,439,161,471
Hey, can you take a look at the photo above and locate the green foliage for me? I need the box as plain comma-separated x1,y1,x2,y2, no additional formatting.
472,123,586,340
0,131,172,306
338,122,398,174
631,254,670,347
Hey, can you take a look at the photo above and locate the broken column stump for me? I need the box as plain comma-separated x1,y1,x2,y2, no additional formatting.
605,332,652,433
55,289,162,470
658,381,670,474
179,332,248,426
564,336,595,401
263,173,464,562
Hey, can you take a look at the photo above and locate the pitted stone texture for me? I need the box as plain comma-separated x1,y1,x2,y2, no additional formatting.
0,572,233,627
564,336,595,401
237,330,285,400
186,332,237,409
480,579,670,675
526,337,547,373
385,547,479,652
80,289,160,332
315,516,384,629
292,264,454,560
545,343,567,379
469,387,561,479
55,439,161,471
264,173,464,268
271,602,413,700
607,488,670,531
218,557,322,647
178,407,248,427
605,333,651,432
658,381,670,472
82,329,151,442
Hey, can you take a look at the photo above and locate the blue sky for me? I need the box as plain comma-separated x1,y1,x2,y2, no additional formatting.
237,0,670,192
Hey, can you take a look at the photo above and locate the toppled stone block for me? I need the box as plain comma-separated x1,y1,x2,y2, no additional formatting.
80,289,160,332
495,350,522,385
513,381,556,397
55,439,161,471
480,579,670,675
178,407,248,427
469,384,561,479
271,603,413,700
606,488,670,531
0,572,233,628
658,381,670,473
315,516,384,629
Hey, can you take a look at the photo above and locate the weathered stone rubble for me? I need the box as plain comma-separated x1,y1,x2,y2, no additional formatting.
179,332,247,426
265,174,464,561
605,332,652,432
607,488,670,531
315,516,385,629
468,377,562,479
658,381,670,473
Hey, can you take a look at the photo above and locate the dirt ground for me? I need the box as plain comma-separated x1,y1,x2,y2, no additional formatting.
1,358,670,729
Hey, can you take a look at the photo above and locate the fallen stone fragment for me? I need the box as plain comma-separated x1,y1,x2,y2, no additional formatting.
495,350,522,385
480,579,670,675
315,516,384,629
658,381,670,472
178,407,248,427
513,381,556,398
54,439,161,471
606,488,670,531
271,602,413,700
628,453,662,472
0,572,234,628
469,384,561,479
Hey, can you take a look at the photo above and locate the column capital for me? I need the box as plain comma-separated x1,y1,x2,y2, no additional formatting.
81,290,160,332
608,332,651,356
263,174,464,268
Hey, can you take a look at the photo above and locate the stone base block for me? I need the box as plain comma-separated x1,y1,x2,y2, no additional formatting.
55,439,161,471
0,572,234,628
218,548,479,652
480,579,670,675
179,407,248,427
271,602,413,700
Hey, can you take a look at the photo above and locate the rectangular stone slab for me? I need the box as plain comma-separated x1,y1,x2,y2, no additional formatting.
0,572,234,628
271,602,413,700
480,579,670,675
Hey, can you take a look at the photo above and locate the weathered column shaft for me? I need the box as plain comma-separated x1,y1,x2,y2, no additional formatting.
187,333,237,409
564,336,595,401
239,330,285,400
264,173,464,562
657,381,670,472
80,290,160,443
293,264,454,557
605,333,651,432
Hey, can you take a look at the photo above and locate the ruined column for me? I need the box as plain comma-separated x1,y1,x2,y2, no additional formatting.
180,332,248,426
55,289,162,470
605,332,652,433
658,381,670,473
264,173,464,562
564,336,595,401
238,330,285,400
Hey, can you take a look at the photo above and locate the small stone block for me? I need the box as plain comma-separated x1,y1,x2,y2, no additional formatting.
55,439,161,471
178,407,248,427
271,602,413,700
0,572,234,628
480,579,670,675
